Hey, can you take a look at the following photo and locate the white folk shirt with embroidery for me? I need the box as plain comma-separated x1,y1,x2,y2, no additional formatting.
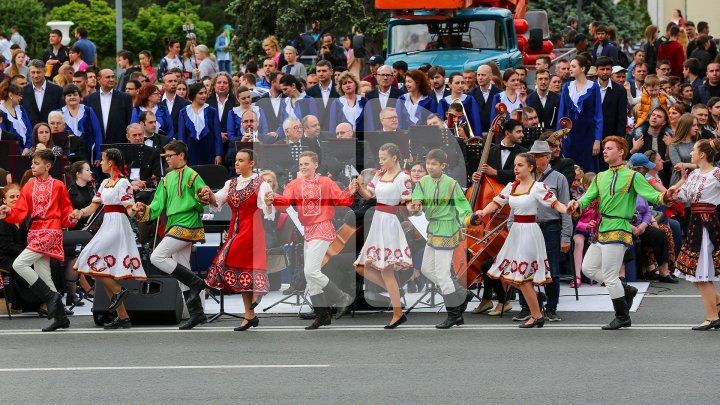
211,173,275,219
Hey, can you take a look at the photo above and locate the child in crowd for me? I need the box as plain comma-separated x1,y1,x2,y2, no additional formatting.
628,74,676,128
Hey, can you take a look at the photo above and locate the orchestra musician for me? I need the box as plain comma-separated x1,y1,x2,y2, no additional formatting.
471,119,528,186
436,72,481,137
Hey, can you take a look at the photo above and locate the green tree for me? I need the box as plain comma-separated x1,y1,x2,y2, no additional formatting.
0,0,48,58
123,1,214,61
530,0,651,41
48,0,116,60
226,0,388,62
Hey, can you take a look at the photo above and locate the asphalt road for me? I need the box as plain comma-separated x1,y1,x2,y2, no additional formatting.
1,280,718,404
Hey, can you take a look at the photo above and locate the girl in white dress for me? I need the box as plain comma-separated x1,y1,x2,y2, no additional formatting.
474,153,568,328
671,139,720,330
74,148,146,329
354,143,414,329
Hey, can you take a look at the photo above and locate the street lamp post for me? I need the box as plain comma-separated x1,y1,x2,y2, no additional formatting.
116,0,123,53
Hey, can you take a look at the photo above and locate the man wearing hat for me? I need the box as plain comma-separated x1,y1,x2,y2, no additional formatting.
611,65,628,86
512,140,572,322
362,55,385,88
215,25,233,74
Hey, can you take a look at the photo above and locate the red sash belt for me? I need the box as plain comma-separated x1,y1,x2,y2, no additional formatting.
376,203,400,214
514,215,536,223
690,203,716,214
104,205,127,213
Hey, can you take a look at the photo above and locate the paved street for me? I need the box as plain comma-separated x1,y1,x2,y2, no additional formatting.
1,280,718,404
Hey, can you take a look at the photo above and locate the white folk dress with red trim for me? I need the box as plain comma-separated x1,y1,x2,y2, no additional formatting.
75,178,146,279
354,170,414,272
487,181,557,285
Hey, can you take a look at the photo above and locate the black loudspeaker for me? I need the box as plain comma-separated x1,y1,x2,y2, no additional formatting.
528,28,544,52
92,277,183,325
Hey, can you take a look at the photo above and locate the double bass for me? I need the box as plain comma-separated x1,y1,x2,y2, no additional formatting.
455,103,510,287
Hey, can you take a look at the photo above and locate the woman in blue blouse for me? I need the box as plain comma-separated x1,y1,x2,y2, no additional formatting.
227,86,269,141
489,68,524,123
558,55,603,172
59,84,103,164
131,83,174,139
0,83,33,155
328,71,367,133
276,74,318,139
177,82,223,166
436,72,482,136
396,70,437,130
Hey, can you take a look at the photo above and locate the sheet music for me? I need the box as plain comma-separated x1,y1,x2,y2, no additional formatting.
408,213,429,240
286,206,305,236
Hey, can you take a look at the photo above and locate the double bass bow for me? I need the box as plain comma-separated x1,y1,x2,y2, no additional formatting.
455,103,511,287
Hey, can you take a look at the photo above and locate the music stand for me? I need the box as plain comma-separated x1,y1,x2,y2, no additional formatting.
321,139,358,181
363,131,410,168
52,132,69,150
521,126,545,149
6,155,30,184
409,125,444,163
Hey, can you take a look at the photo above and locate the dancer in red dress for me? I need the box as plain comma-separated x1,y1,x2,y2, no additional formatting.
201,149,275,331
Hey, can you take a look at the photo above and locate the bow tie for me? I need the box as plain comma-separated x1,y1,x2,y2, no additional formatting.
500,145,514,151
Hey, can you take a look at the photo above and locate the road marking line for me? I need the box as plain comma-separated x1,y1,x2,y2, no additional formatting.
0,365,330,372
643,295,701,298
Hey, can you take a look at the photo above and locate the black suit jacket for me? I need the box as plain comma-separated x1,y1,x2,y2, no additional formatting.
22,81,65,127
163,96,189,137
256,94,284,133
125,145,162,186
487,143,528,185
468,85,502,133
601,82,628,138
363,87,404,131
526,91,560,129
305,82,340,130
84,90,133,144
207,94,236,134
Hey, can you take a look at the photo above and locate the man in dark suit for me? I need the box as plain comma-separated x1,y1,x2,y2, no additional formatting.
363,65,404,131
304,60,339,130
207,72,236,143
125,123,162,191
83,68,132,146
161,71,189,134
596,57,629,170
138,110,169,153
471,119,527,186
467,65,502,135
22,59,65,127
526,69,560,129
256,71,285,134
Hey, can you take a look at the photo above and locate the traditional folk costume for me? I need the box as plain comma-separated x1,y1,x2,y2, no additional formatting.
674,168,720,282
138,165,209,329
4,176,76,330
487,181,557,285
354,171,414,272
75,178,146,280
273,174,354,328
411,173,474,328
558,80,603,173
577,165,668,329
205,175,274,297
176,104,223,166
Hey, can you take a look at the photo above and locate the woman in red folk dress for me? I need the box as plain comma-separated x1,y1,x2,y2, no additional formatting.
201,149,275,331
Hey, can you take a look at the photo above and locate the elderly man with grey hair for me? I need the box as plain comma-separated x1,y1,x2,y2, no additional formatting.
364,65,404,130
282,45,307,79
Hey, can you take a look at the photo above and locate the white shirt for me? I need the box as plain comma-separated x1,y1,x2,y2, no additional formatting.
598,80,612,103
162,93,176,115
269,92,282,117
434,86,447,103
500,141,513,167
185,104,209,138
403,95,427,124
99,88,113,132
480,84,493,103
339,97,363,130
215,94,229,122
320,82,332,107
33,80,47,112
378,88,391,109
536,90,548,108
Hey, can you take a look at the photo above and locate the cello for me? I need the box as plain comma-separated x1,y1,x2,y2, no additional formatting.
454,103,510,287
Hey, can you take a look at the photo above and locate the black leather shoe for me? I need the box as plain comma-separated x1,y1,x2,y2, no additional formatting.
657,275,679,284
602,298,632,330
107,287,129,312
305,310,331,330
436,307,464,329
299,311,317,320
624,284,638,308
104,317,132,329
234,317,259,331
42,316,70,332
384,314,408,329
518,316,545,328
179,313,207,330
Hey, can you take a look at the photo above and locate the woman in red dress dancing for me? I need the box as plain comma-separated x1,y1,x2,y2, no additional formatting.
200,149,275,331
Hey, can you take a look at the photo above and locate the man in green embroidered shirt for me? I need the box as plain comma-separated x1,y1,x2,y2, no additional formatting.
409,149,474,329
568,136,679,330
135,140,210,330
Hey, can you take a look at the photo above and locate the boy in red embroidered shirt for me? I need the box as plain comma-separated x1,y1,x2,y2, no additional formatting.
265,151,358,330
0,149,81,332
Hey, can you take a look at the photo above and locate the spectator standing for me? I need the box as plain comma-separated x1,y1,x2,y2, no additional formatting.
342,36,361,79
5,49,28,78
73,27,97,67
305,60,338,130
161,72,189,133
207,72,235,143
215,25,233,74
643,25,660,73
158,39,184,82
176,82,223,165
84,68,133,145
688,36,712,74
42,29,70,80
693,62,720,105
194,45,218,80
0,33,11,61
657,25,685,78
68,46,88,72
593,25,618,65
131,83,174,139
182,36,197,84
262,35,287,72
138,51,157,84
58,84,102,164
9,26,27,51
686,21,717,60
0,82,33,155
282,46,307,79
317,34,346,69
22,59,65,127
115,50,140,92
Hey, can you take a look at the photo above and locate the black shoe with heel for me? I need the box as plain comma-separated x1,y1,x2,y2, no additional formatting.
104,317,132,329
518,316,545,328
691,319,720,331
107,287,129,312
384,314,408,329
234,317,259,331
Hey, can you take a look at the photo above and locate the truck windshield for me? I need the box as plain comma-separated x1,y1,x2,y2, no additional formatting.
389,20,505,54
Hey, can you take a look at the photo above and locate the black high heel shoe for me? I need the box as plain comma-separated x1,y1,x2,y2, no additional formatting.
384,314,407,329
691,319,720,331
234,317,259,331
518,316,546,328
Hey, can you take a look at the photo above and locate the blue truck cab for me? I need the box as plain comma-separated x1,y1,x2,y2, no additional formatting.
384,7,522,73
